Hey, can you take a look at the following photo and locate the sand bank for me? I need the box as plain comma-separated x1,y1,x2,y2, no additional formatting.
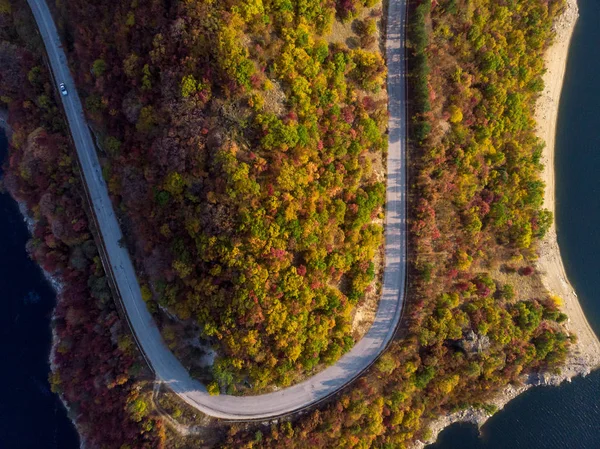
535,0,600,376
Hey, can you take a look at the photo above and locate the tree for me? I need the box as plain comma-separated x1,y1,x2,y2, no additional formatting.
92,59,107,77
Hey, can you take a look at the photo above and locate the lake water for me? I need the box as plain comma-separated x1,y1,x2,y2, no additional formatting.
0,130,79,448
429,0,600,447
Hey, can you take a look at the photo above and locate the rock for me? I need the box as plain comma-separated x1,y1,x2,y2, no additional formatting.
458,330,491,355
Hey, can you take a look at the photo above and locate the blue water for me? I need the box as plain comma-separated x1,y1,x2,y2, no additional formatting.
429,0,600,447
0,130,79,448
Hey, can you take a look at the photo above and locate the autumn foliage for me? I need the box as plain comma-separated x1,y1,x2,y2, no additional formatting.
0,0,575,447
54,0,388,390
1,2,163,447
218,0,574,447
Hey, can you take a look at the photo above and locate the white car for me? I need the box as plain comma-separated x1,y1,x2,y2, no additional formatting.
59,83,68,96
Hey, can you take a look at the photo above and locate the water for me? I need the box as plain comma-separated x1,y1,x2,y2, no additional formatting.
429,0,600,447
0,130,79,448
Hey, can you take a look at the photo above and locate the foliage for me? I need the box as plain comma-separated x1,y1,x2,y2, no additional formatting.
55,0,388,390
2,0,574,447
219,0,572,447
0,4,164,446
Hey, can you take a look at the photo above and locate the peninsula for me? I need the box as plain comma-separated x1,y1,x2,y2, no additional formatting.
416,0,600,443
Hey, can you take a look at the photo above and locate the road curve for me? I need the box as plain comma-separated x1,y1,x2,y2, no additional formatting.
27,0,407,419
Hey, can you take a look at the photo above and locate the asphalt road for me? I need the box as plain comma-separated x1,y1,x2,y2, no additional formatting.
27,0,407,419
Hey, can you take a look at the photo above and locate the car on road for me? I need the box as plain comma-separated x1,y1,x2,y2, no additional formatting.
59,83,68,96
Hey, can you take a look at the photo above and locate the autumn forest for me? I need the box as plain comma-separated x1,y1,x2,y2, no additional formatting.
0,0,575,447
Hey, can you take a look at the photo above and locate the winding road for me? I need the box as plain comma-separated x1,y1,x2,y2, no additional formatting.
27,0,407,419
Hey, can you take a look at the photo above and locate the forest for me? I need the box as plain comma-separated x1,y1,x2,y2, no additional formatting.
217,0,574,447
52,0,389,391
0,1,164,447
0,0,575,447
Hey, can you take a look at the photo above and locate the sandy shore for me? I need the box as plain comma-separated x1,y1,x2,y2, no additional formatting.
415,0,600,446
535,0,600,377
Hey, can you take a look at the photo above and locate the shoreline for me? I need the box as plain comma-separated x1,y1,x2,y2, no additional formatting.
4,120,86,449
535,0,600,377
0,108,10,134
18,201,86,449
3,119,83,444
415,0,600,446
